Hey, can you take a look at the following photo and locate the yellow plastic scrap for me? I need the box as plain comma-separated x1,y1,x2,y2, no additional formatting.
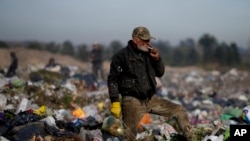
97,102,104,111
72,107,85,118
34,105,47,116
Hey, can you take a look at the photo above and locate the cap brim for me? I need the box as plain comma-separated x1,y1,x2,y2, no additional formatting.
140,36,155,40
150,36,156,40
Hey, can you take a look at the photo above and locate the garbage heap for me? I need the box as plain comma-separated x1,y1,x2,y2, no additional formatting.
0,65,250,141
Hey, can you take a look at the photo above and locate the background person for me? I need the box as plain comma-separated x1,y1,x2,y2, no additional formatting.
5,52,18,78
45,57,58,68
89,42,105,81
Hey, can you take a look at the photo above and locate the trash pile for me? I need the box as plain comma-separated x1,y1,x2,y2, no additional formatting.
0,64,250,141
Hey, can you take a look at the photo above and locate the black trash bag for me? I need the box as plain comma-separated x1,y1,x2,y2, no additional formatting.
0,120,9,136
5,121,46,141
9,110,43,127
29,72,43,82
58,116,102,134
55,120,67,129
81,116,102,130
0,110,15,136
66,119,84,133
169,133,187,141
1,110,43,136
44,121,75,137
55,119,82,134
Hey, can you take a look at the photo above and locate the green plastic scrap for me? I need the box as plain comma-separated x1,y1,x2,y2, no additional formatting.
224,107,242,118
11,79,25,88
223,128,230,141
220,114,233,121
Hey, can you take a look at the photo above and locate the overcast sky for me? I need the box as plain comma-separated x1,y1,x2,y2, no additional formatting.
0,0,250,47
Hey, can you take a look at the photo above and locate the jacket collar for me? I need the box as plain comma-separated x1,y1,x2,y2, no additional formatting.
127,40,145,61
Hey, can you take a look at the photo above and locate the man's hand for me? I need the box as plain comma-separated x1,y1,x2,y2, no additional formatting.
111,102,121,118
148,46,159,61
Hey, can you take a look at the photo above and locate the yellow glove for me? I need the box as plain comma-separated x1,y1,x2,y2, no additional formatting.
111,102,121,118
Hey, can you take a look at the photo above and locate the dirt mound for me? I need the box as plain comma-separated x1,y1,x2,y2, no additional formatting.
0,48,91,71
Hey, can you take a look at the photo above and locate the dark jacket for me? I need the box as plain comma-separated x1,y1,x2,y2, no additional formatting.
108,40,165,102
90,48,103,65
6,52,18,77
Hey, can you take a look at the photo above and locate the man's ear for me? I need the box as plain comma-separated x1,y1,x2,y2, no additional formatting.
132,37,139,44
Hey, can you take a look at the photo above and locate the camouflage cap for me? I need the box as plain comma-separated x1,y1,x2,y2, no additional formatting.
132,26,155,40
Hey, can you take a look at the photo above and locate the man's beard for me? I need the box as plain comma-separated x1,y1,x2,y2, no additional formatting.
137,45,149,52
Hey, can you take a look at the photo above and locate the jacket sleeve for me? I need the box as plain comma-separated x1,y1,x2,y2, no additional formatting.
153,57,165,77
107,54,123,102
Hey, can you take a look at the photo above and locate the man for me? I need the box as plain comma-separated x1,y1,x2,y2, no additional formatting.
5,52,18,77
89,42,105,81
107,26,193,141
45,57,58,68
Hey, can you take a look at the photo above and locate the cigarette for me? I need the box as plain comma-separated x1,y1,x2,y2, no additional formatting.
148,46,153,50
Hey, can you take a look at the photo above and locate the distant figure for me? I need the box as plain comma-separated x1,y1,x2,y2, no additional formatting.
5,52,18,77
45,57,70,80
44,57,61,72
89,42,105,81
45,57,58,68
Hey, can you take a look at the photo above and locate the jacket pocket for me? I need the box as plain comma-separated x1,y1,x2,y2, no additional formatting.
119,78,140,94
120,78,135,88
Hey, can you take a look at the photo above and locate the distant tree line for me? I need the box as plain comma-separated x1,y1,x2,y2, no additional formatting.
0,33,249,68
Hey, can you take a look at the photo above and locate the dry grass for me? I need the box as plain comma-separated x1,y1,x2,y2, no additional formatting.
0,48,91,71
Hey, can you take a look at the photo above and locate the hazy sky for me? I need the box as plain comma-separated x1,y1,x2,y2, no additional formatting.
0,0,250,47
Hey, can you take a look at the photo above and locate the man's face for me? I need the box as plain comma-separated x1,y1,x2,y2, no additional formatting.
134,37,151,52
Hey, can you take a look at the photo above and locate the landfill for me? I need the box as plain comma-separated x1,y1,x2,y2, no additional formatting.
1,62,250,141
